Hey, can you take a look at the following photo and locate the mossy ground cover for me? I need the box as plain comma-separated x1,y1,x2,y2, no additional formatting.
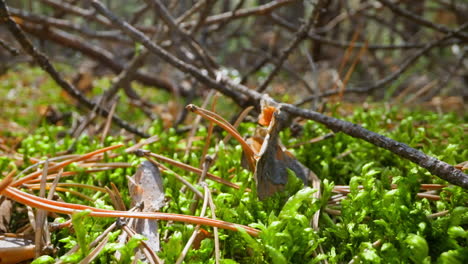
0,67,467,263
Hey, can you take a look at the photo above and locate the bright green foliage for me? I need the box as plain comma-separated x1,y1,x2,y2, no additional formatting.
1,98,467,263
72,210,93,258
31,255,55,264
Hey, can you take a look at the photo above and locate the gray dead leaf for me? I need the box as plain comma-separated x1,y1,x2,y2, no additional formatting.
0,198,12,233
129,160,165,211
253,106,322,228
128,160,165,254
253,107,314,200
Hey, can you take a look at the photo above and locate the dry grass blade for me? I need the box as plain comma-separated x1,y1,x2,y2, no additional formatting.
309,170,321,231
78,234,109,264
289,132,335,148
125,135,159,153
121,225,162,264
190,156,213,214
207,186,220,264
41,187,96,201
146,151,247,190
109,182,127,211
339,40,368,99
427,210,449,219
100,98,118,145
26,183,107,193
0,169,15,194
78,162,132,168
46,168,63,200
199,94,218,167
186,104,255,162
222,106,254,145
184,90,216,159
35,159,49,257
176,182,210,264
27,168,125,184
147,157,204,199
56,222,117,264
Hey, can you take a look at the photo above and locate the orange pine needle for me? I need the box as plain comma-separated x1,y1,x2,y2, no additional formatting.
3,187,259,236
12,144,124,187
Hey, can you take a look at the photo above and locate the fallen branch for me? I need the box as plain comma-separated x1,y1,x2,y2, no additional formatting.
88,0,468,189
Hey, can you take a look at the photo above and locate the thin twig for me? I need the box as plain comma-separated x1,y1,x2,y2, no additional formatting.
78,235,110,264
100,98,118,145
295,23,468,106
378,0,468,41
270,13,461,51
147,0,218,73
0,38,19,55
179,0,296,29
145,157,204,199
90,0,248,105
257,2,320,93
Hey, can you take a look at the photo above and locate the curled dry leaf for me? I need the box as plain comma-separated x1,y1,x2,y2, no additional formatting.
187,97,320,200
258,105,276,126
243,97,318,200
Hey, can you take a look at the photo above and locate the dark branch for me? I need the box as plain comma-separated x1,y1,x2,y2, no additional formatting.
89,0,468,189
378,0,468,41
270,13,462,51
90,0,248,107
0,0,149,137
294,23,468,106
281,103,468,188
